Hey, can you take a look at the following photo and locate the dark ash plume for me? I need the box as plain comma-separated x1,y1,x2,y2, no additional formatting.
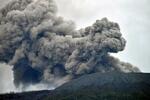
0,0,140,88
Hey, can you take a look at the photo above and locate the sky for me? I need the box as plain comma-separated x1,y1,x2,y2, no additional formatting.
0,0,150,93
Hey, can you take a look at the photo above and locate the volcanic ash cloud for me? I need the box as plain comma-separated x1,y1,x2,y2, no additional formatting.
0,0,140,88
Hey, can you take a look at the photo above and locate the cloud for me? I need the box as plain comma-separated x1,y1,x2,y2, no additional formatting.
0,0,141,93
55,0,150,72
0,63,16,93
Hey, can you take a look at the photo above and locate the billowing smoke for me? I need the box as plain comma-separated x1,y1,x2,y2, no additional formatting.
0,0,140,88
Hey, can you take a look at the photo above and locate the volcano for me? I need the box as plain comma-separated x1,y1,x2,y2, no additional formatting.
1,72,150,100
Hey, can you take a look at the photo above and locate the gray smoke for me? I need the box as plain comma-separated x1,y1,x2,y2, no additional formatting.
0,0,140,88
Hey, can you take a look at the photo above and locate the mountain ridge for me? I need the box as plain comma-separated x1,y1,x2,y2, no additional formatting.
1,72,150,100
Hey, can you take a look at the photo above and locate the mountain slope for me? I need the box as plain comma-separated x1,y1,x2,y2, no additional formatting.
1,72,150,100
47,72,150,100
56,72,150,92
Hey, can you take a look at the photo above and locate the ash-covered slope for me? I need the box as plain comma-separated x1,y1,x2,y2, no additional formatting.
1,72,150,100
56,72,150,93
49,72,150,100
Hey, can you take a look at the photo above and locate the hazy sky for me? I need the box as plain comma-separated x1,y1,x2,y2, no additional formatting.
0,0,150,93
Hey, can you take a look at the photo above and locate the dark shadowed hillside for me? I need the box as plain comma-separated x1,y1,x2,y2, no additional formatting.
56,72,150,93
49,72,150,100
1,72,150,100
0,90,51,100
